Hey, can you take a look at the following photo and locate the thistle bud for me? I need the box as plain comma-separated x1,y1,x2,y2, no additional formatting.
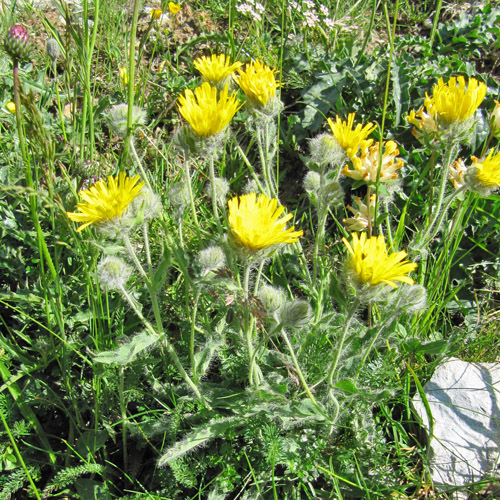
46,38,61,62
168,181,190,217
198,246,226,277
279,300,311,329
97,256,132,290
489,100,500,139
107,103,147,138
308,132,345,170
4,25,31,61
257,285,285,315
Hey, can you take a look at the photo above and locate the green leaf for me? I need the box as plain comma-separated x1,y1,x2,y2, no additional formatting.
415,340,448,355
158,417,245,467
93,331,160,365
335,379,359,394
194,338,223,381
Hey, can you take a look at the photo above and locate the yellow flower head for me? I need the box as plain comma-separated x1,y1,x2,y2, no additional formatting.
168,1,182,14
66,172,144,232
150,8,163,19
234,60,279,108
343,232,417,288
489,100,500,138
470,149,500,189
177,82,242,138
327,113,376,159
119,66,128,86
448,158,467,189
342,140,403,183
6,101,16,114
424,76,487,123
194,54,243,86
228,193,303,251
343,195,376,232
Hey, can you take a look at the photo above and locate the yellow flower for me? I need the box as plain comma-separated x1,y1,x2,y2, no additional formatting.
168,1,181,14
343,195,376,232
150,8,163,19
448,158,467,189
194,54,243,86
234,60,278,108
119,66,128,86
342,140,403,183
177,82,242,137
6,101,16,114
489,100,500,138
343,232,417,288
327,113,376,159
471,149,500,189
228,193,303,251
425,76,486,123
66,172,144,232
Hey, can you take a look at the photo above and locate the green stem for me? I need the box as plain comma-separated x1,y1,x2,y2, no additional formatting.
418,142,460,248
429,0,443,48
130,140,153,192
122,0,141,166
118,366,128,476
328,299,360,387
118,284,207,406
280,329,328,420
207,153,222,232
190,291,201,384
183,159,201,235
243,264,261,386
234,139,267,193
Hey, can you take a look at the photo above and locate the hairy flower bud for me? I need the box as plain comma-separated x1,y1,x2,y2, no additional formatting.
5,25,31,61
46,38,61,62
279,300,311,329
107,103,147,138
308,132,345,170
198,246,226,277
257,285,285,315
97,256,132,290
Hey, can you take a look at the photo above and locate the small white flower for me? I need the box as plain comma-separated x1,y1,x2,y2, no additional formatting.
319,4,329,16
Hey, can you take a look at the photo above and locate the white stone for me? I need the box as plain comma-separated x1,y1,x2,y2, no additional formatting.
412,357,500,494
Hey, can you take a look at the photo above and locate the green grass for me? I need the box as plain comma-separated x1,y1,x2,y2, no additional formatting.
0,0,499,498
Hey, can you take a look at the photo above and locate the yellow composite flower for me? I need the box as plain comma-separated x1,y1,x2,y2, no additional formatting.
194,54,243,85
343,195,376,232
343,232,417,288
234,60,279,108
342,140,403,183
150,8,163,19
471,149,500,188
177,82,242,137
119,66,128,86
424,76,487,124
6,101,16,113
327,113,376,159
66,172,144,232
228,193,303,251
168,1,182,14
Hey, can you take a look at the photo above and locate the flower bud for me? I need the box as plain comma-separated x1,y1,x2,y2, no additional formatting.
168,181,190,216
97,256,132,290
257,285,285,315
46,38,61,62
107,103,147,138
4,25,31,61
242,178,260,194
279,300,311,329
489,100,500,139
130,187,162,221
198,246,226,276
308,132,345,170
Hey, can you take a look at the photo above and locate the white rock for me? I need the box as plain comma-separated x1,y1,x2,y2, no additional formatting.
413,357,500,495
